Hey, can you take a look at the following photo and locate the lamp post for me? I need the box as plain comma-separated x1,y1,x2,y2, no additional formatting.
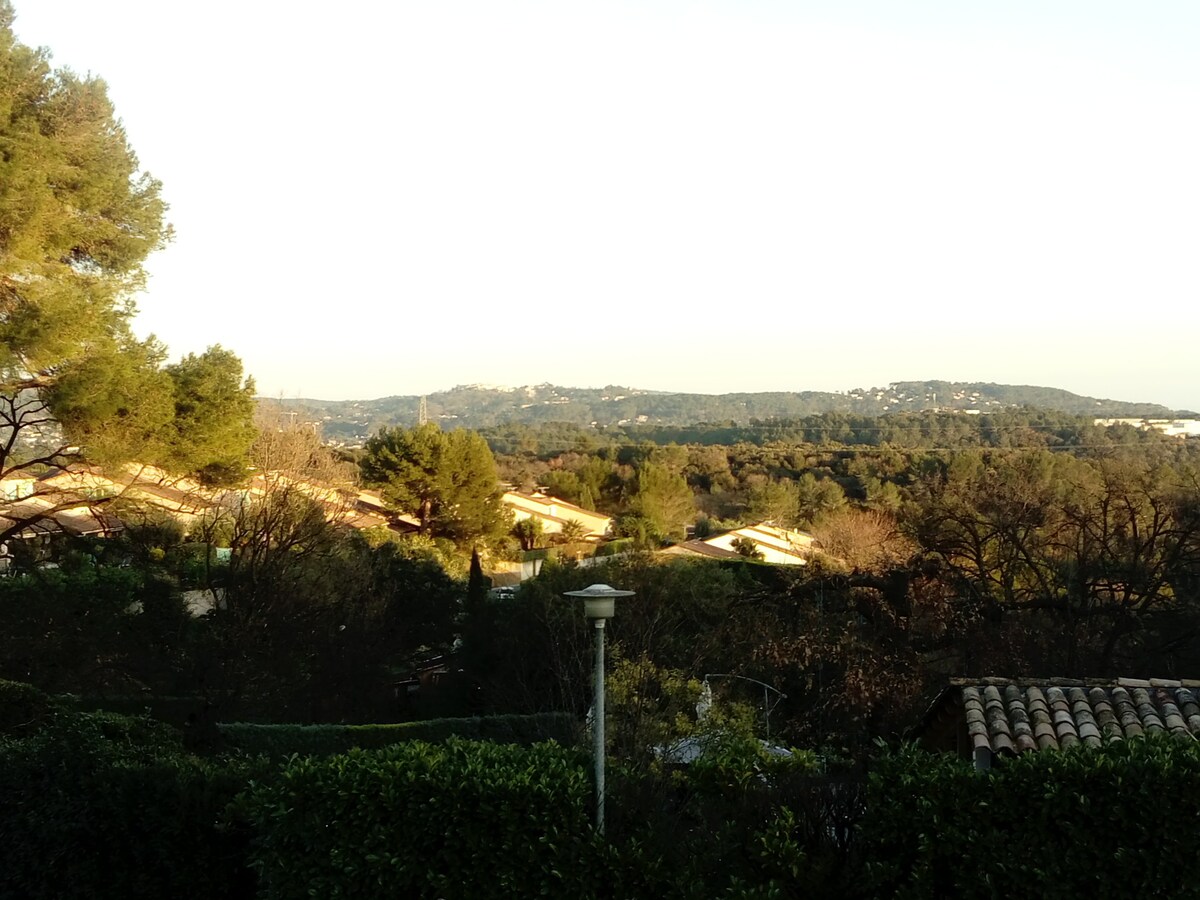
564,583,634,836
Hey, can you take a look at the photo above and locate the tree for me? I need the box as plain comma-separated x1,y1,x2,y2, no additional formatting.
161,347,256,484
359,423,444,531
613,514,665,549
249,405,356,486
555,519,589,545
794,473,846,527
630,463,695,540
576,458,613,510
745,478,801,525
541,470,582,505
467,547,491,612
810,508,913,572
0,3,168,387
908,450,1200,672
0,5,254,535
437,427,509,545
512,517,544,551
360,423,509,546
187,410,467,722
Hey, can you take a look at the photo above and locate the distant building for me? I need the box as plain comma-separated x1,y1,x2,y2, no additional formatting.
1095,418,1200,438
501,490,612,541
0,492,122,539
660,522,816,566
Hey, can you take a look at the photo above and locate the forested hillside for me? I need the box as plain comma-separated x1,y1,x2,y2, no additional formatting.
278,381,1186,444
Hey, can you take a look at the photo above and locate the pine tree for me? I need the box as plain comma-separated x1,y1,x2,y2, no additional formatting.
361,424,510,546
0,2,256,536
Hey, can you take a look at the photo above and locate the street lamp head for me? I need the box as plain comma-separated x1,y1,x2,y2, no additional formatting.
564,583,635,620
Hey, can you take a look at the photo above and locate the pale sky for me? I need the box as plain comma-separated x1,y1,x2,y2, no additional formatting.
14,1,1200,407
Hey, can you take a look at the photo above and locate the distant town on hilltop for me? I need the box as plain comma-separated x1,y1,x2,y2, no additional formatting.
268,380,1196,446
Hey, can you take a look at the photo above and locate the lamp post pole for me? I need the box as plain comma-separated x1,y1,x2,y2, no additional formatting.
592,615,606,832
564,583,634,836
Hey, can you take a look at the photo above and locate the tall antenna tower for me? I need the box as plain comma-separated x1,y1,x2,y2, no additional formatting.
418,396,428,426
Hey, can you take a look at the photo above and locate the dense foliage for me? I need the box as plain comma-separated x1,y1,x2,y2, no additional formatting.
243,739,610,899
0,0,167,391
862,738,1200,899
0,527,464,725
0,701,259,899
9,3,1200,895
0,684,853,898
9,680,1200,898
465,432,1200,753
241,735,854,899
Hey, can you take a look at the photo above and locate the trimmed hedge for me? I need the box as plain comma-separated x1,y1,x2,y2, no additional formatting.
241,738,852,900
217,711,577,757
242,739,621,899
861,737,1200,899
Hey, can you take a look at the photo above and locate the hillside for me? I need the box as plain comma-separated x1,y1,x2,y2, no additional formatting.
268,381,1188,446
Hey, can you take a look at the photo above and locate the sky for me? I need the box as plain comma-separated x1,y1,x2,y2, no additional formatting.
13,1,1200,407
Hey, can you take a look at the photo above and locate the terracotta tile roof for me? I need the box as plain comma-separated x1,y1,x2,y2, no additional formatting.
658,540,744,560
923,677,1200,756
0,493,125,538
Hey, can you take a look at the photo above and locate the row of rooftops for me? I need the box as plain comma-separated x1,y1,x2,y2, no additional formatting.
1,466,820,574
0,469,617,546
0,465,421,544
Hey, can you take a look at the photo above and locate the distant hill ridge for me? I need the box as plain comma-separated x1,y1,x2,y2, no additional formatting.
269,381,1190,445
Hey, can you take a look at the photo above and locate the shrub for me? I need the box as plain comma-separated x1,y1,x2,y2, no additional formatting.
0,679,67,737
242,738,618,899
0,710,261,899
861,737,1200,899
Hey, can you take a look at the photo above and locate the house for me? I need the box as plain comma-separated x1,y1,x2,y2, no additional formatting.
41,464,421,540
0,494,121,540
913,677,1200,770
40,464,220,531
501,490,612,541
0,476,36,501
703,523,816,565
0,474,126,540
1095,418,1200,438
0,488,125,572
662,522,816,566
